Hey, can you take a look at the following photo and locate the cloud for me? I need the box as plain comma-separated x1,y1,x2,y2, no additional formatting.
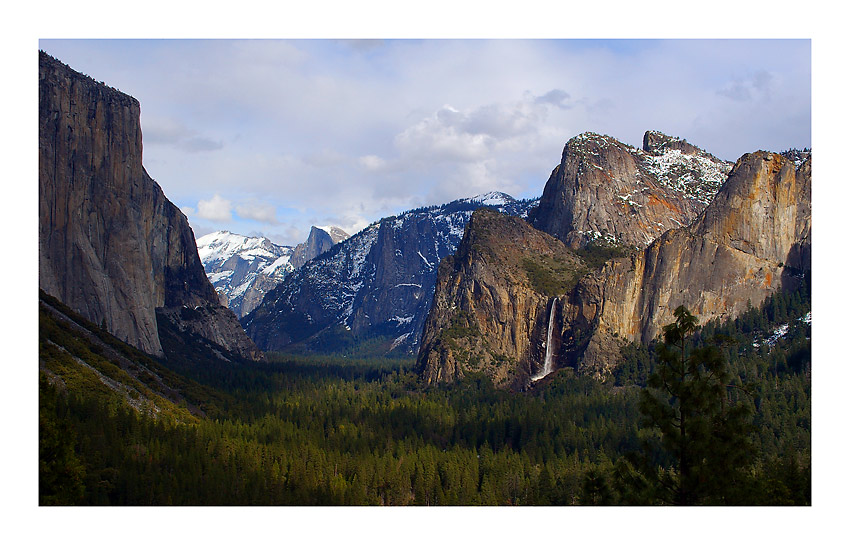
358,155,388,172
40,39,810,243
301,149,347,167
196,194,233,222
394,97,552,164
182,136,224,152
717,70,775,102
235,201,279,224
395,109,491,163
463,102,545,138
533,89,572,109
142,116,223,153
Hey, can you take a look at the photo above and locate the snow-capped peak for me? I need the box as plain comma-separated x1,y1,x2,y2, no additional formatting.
315,225,351,244
196,231,278,264
196,231,295,317
462,191,516,207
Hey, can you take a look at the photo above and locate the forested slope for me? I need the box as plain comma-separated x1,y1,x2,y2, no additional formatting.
40,276,810,505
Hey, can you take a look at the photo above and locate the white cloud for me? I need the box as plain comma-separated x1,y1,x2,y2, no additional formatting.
142,116,223,153
196,194,233,222
394,97,552,165
358,155,388,171
39,39,811,241
235,201,279,224
395,116,491,163
533,89,572,109
301,149,348,167
717,70,775,102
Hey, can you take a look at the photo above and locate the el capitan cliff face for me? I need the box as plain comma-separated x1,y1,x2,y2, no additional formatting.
38,51,261,360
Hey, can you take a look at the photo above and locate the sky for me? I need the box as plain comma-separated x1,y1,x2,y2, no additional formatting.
37,38,811,246
12,2,850,537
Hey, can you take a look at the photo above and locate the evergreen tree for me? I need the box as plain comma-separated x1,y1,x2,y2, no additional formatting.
637,306,755,505
39,378,86,505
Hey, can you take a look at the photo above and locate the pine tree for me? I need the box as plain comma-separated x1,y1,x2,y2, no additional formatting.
637,306,755,505
39,378,86,505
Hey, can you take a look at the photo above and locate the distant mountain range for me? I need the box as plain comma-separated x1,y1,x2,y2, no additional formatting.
241,192,539,355
197,226,349,318
38,48,811,391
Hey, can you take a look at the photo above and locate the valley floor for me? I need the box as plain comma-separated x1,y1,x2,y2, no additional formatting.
39,283,811,506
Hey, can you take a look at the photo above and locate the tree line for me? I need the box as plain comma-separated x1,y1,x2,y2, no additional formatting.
40,276,810,505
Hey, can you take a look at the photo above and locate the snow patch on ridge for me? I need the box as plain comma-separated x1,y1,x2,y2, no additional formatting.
640,149,731,205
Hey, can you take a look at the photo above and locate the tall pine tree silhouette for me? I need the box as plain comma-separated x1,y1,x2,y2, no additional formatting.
638,306,755,505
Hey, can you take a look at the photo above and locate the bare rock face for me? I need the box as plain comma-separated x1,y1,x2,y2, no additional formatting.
418,150,811,387
38,51,262,361
529,131,731,249
642,130,705,156
290,226,349,269
577,151,811,375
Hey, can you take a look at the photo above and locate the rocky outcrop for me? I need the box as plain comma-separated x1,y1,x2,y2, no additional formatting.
39,51,262,361
290,226,349,269
642,130,707,157
528,131,731,249
418,151,811,387
417,209,589,389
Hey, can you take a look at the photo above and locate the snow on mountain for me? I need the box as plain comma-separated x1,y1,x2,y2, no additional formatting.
198,231,284,267
461,191,515,207
198,227,351,318
315,226,351,244
242,193,540,355
197,231,294,318
752,311,812,349
638,148,732,206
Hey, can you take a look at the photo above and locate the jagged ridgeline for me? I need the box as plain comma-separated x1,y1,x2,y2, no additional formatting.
418,138,811,389
38,51,262,361
197,226,350,319
241,193,538,355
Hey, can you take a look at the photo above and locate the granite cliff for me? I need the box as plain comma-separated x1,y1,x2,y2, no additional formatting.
417,209,589,389
290,226,349,269
418,150,811,387
38,51,262,361
528,131,731,249
576,150,811,375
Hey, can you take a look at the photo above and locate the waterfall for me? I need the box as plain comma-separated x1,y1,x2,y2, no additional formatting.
531,298,557,382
